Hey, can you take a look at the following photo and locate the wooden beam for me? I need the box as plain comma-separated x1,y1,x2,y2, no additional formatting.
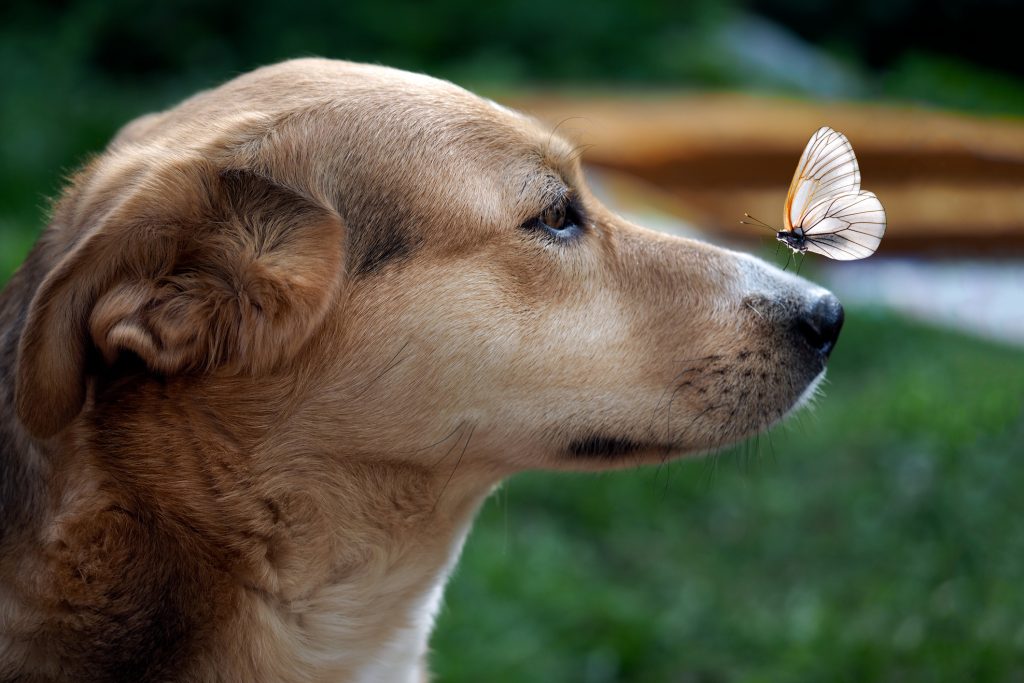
509,93,1024,253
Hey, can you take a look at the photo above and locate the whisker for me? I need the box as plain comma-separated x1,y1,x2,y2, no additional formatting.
647,354,721,439
568,143,596,164
428,421,469,467
392,422,465,456
765,418,778,466
349,339,411,400
432,423,476,513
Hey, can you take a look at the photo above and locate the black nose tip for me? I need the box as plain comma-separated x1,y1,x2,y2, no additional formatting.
796,293,844,357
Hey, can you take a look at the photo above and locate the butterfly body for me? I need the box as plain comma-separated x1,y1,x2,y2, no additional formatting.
770,126,886,261
776,227,806,252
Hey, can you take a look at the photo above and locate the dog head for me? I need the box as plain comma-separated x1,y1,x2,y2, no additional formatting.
15,59,841,474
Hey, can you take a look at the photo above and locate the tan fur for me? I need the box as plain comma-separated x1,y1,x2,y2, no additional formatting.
0,59,836,682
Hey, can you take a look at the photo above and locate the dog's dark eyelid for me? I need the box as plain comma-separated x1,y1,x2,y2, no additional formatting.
536,194,582,227
557,195,587,231
567,196,587,228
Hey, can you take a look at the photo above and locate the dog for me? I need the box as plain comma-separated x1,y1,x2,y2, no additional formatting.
0,58,843,682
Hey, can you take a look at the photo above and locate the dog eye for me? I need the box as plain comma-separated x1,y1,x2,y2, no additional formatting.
541,201,569,230
524,195,584,241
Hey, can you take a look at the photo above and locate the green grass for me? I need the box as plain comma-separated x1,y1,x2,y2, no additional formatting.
431,309,1024,682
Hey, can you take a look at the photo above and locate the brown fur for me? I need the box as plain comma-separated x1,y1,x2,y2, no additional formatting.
0,59,837,682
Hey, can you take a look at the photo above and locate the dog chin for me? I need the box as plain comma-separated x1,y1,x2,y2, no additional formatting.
783,368,827,421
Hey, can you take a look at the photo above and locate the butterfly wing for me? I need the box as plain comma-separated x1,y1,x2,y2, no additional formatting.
784,126,861,232
800,191,886,261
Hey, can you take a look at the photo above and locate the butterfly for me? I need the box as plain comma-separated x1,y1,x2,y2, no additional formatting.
744,126,886,261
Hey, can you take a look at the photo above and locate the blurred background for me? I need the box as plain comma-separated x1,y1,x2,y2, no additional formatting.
3,1,1023,680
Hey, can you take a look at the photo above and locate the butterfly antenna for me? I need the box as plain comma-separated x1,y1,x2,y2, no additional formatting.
740,212,777,233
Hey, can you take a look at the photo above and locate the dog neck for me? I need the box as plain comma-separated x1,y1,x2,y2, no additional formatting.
2,376,499,682
219,453,491,682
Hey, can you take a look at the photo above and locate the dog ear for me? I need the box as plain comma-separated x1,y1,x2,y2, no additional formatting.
15,163,345,438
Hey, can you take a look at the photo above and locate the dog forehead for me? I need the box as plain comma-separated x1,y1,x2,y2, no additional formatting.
242,60,531,131
264,66,577,214
269,60,567,166
113,58,568,190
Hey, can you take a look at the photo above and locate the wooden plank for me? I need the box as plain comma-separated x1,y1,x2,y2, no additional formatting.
509,93,1024,253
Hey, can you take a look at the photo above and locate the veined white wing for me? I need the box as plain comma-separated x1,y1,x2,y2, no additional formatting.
785,126,861,232
801,191,886,261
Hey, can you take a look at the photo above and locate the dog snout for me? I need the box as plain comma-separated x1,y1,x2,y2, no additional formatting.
794,293,844,357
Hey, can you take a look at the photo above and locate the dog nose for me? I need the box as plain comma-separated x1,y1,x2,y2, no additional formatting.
795,293,844,356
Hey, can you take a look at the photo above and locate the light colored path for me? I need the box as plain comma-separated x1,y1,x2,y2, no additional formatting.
823,259,1024,348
